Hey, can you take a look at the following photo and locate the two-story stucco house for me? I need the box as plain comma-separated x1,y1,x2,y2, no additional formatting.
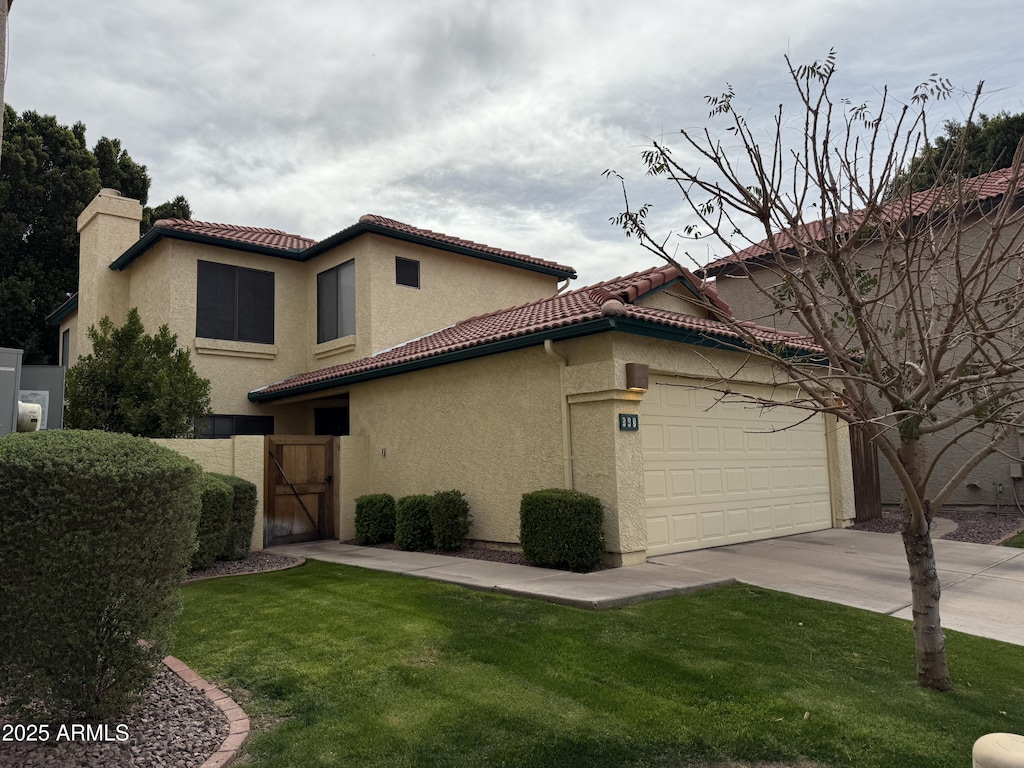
51,188,854,564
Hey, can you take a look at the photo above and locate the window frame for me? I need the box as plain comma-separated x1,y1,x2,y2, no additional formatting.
196,260,275,344
317,260,356,344
395,256,420,288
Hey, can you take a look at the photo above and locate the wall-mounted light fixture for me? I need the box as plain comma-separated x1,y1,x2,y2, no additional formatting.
625,363,649,391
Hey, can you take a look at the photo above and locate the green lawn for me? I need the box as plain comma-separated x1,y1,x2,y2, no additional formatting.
1004,530,1024,548
172,560,1024,768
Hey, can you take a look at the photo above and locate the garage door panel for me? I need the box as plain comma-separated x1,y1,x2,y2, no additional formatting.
724,468,747,493
644,469,667,500
667,425,693,453
670,469,695,498
644,377,833,556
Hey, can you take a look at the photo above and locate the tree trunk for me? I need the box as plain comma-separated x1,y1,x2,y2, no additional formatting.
898,437,952,691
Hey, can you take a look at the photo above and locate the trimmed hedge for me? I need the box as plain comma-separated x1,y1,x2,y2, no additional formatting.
210,473,258,560
429,490,472,551
520,488,605,572
0,430,202,719
395,494,434,551
191,473,234,570
355,493,396,544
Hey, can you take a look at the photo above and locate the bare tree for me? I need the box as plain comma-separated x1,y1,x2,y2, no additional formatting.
606,51,1024,691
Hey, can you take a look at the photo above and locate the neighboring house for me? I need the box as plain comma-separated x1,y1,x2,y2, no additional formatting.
702,167,1024,518
50,188,854,564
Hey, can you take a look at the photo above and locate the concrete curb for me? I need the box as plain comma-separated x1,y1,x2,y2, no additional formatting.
163,655,250,768
182,556,306,585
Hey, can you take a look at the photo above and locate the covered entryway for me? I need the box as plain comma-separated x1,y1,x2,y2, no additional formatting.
642,377,833,556
264,435,335,547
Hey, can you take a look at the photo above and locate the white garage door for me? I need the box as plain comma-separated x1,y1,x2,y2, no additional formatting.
643,376,832,556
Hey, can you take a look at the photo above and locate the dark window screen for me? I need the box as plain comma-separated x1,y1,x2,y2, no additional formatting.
317,260,355,343
396,257,420,288
197,260,274,343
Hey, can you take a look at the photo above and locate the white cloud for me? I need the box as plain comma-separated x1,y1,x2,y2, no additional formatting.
6,0,1024,286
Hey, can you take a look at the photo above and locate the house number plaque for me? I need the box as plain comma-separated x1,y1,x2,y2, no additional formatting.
618,413,639,431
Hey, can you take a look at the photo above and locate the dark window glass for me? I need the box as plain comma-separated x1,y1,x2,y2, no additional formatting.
315,407,350,436
196,414,274,438
317,260,355,343
396,256,420,288
61,329,70,367
196,261,274,343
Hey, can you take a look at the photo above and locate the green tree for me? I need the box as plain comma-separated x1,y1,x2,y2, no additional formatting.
896,110,1024,192
0,105,192,363
64,308,211,438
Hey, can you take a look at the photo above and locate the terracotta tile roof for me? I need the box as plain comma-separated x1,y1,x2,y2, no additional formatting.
153,219,316,252
251,264,818,400
146,214,576,277
702,166,1024,276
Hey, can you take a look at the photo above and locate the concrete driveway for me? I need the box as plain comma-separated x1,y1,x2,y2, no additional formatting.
648,529,1024,646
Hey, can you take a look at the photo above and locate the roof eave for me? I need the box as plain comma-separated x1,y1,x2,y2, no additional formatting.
301,221,577,278
45,293,79,326
249,313,825,403
109,228,306,271
249,317,616,402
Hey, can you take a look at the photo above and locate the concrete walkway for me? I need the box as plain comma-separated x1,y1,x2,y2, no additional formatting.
268,528,1024,647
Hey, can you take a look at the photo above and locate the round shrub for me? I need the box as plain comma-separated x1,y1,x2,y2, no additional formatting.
0,430,202,719
355,493,396,544
210,473,258,560
429,490,472,551
191,473,234,570
395,494,434,551
520,488,605,572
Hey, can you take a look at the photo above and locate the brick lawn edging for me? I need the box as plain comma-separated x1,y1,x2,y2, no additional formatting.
163,655,250,768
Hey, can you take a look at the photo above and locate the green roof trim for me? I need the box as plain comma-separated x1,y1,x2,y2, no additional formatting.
45,293,78,326
109,227,306,271
248,315,825,403
300,220,576,278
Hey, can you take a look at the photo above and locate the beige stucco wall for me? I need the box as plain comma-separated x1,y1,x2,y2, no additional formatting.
58,315,79,366
341,346,566,544
75,190,141,361
151,434,265,550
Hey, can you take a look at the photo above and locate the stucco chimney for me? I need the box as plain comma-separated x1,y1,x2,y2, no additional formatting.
75,188,143,355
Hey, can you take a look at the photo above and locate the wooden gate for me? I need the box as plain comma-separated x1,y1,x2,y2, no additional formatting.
264,436,335,546
849,424,882,522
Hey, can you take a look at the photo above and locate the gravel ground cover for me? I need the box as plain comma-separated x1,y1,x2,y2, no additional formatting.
0,665,227,768
854,508,1024,544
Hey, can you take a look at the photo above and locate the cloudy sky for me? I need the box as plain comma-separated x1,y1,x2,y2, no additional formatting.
6,1,1024,286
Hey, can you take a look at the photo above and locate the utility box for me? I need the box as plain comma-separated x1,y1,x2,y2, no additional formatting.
0,347,24,437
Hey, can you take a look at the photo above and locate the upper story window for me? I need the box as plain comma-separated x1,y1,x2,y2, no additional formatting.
317,260,356,343
196,260,275,344
396,256,420,288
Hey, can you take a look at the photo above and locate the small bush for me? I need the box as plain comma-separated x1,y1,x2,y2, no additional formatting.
520,489,605,572
429,490,472,551
0,430,201,719
210,473,258,559
355,494,396,544
395,495,434,551
191,474,234,570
